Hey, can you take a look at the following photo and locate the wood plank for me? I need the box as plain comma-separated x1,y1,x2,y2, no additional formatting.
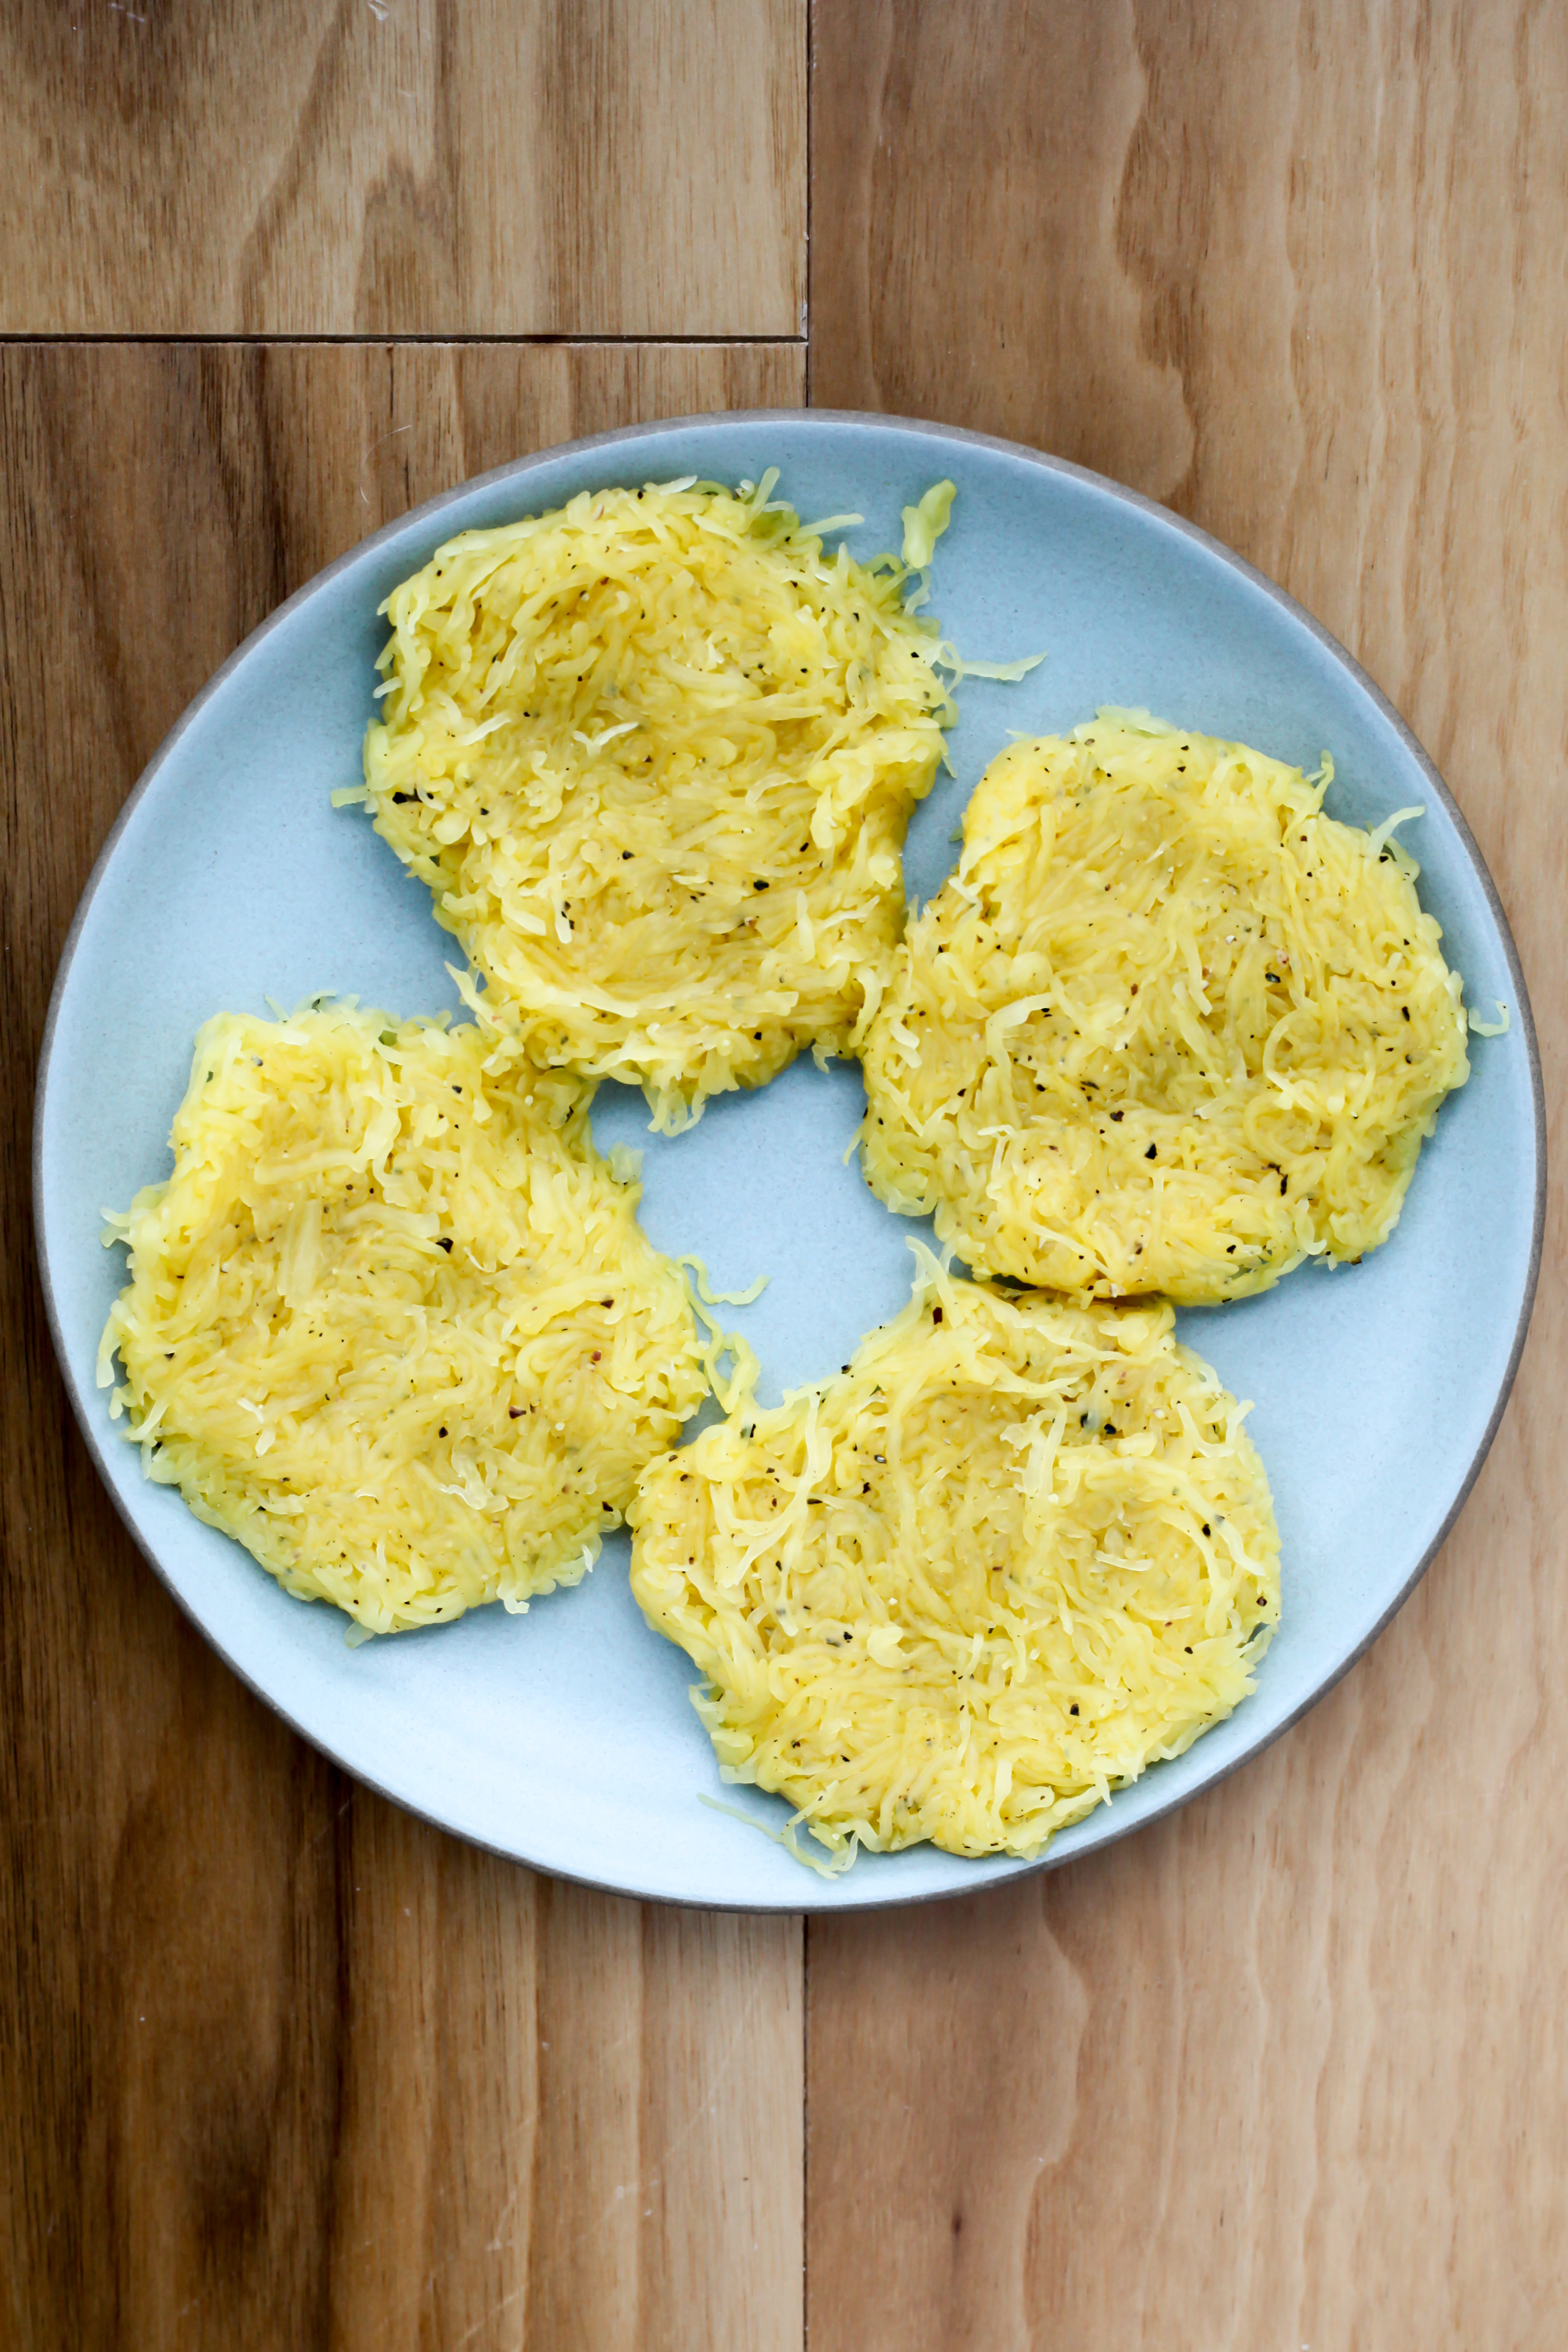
0,339,804,2352
0,0,806,336
808,5,1568,2346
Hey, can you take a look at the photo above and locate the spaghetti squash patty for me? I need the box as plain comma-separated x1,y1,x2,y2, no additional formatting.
629,1264,1279,1864
859,716,1471,1303
99,1004,707,1632
357,477,955,1130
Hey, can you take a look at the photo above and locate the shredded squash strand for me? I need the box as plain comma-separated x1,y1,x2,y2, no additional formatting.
859,714,1471,1303
356,476,957,1130
99,1003,707,1632
630,1260,1280,1864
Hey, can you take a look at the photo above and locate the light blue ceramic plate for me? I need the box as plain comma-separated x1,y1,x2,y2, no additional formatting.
35,413,1544,1911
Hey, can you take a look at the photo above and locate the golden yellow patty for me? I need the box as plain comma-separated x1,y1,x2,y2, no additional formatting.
859,716,1471,1303
100,1004,707,1633
357,477,954,1129
630,1266,1279,1864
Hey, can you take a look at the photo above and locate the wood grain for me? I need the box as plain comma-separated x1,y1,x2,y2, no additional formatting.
809,4,1567,2347
0,340,804,2352
10,6,1568,2344
0,0,806,337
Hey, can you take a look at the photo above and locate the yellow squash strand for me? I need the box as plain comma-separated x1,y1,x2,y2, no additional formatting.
355,477,957,1129
859,714,1471,1303
100,1004,707,1633
630,1261,1280,1864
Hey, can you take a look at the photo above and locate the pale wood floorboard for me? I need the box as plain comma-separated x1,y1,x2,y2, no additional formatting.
0,0,807,336
807,5,1566,2345
0,340,806,2352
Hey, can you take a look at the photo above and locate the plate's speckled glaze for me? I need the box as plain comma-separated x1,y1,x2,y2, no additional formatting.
34,413,1544,1911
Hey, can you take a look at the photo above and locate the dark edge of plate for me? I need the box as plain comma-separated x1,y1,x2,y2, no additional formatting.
31,407,1549,1915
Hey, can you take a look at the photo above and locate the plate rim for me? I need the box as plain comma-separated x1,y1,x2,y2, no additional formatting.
32,405,1549,1913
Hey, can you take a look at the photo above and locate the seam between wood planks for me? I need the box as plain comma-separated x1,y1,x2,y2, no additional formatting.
0,332,810,349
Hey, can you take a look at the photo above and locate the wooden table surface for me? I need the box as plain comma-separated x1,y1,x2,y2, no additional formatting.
2,5,1562,2345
